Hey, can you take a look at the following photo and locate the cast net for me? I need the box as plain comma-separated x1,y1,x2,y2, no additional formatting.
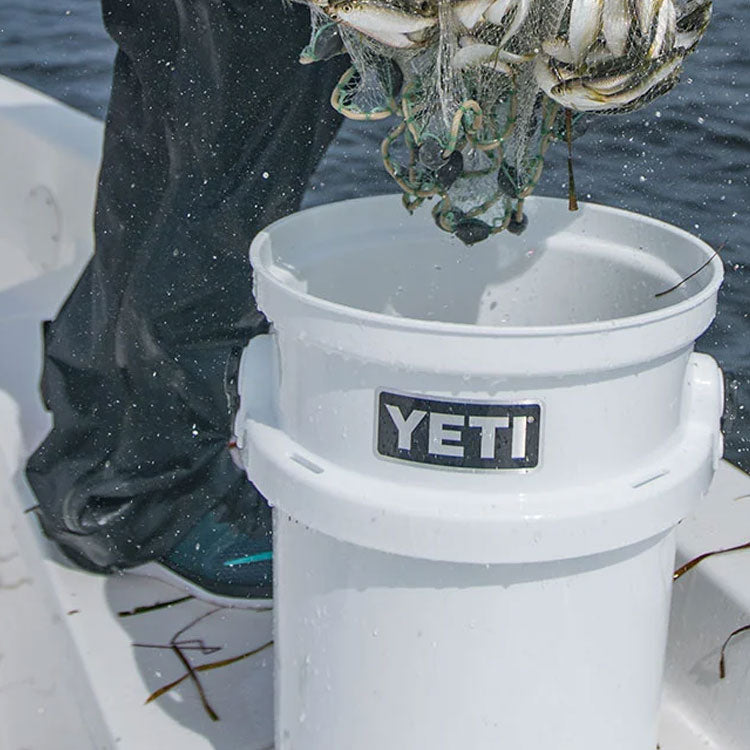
297,0,712,243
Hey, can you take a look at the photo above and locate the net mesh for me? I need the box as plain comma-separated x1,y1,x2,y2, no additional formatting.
296,0,712,243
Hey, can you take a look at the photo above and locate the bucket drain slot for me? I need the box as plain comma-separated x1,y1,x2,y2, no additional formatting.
632,470,669,489
290,453,324,475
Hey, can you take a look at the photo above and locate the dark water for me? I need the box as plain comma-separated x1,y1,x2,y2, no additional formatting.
1,0,748,467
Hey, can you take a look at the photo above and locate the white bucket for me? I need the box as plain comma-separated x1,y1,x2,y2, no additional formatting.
235,195,723,750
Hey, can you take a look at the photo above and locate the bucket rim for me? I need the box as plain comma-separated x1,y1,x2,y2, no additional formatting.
250,195,723,339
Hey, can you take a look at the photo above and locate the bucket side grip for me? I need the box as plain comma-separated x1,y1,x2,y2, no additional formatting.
684,351,724,471
233,332,278,450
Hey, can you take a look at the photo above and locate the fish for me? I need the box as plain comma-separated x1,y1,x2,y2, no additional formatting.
675,0,711,51
483,0,531,47
453,40,515,73
483,0,514,24
567,0,605,65
329,0,438,48
577,70,635,95
542,36,612,66
535,50,683,111
601,0,631,57
452,0,493,30
542,36,576,63
635,0,660,35
646,0,677,58
456,36,532,68
549,53,661,93
597,62,681,112
534,56,580,106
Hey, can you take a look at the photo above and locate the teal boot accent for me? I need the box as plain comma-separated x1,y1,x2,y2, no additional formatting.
158,509,272,601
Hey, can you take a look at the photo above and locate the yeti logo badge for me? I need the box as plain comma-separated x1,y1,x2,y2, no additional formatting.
377,391,540,469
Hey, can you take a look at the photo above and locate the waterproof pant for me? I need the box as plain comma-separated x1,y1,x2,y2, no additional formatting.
26,0,346,571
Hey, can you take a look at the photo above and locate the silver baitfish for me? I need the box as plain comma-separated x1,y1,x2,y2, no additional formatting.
567,0,604,65
451,0,532,45
451,0,493,30
453,36,531,72
294,0,713,241
482,0,532,46
674,0,712,51
646,0,677,59
535,50,684,112
328,0,438,48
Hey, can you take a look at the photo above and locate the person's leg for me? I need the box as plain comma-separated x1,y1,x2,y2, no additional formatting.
26,0,346,597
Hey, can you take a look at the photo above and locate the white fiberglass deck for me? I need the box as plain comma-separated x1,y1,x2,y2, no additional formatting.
1,76,749,749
